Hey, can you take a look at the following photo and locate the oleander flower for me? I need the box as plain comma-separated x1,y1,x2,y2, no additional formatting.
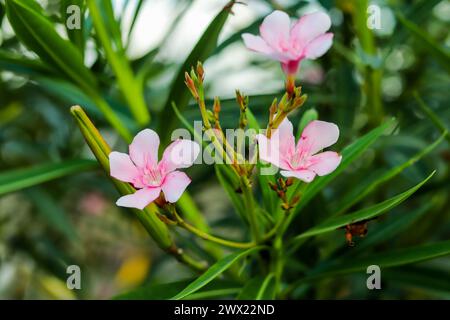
242,10,333,76
257,118,341,183
109,129,200,209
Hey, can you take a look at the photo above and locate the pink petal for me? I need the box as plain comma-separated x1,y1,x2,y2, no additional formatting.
109,151,139,183
116,187,161,210
290,12,332,49
307,151,342,176
275,117,296,157
303,33,333,59
242,34,274,55
257,134,281,168
297,120,339,155
260,10,291,49
161,171,191,203
160,139,200,173
129,129,160,168
280,169,316,183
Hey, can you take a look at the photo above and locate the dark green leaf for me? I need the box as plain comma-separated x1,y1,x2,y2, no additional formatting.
291,171,434,242
6,0,97,89
304,240,450,281
171,246,265,300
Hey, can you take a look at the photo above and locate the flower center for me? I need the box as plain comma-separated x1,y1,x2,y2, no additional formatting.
142,168,162,187
290,151,309,170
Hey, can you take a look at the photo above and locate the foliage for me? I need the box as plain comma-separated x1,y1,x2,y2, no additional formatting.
0,0,448,300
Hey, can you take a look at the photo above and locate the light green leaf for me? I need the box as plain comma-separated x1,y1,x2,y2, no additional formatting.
0,159,97,196
171,246,265,300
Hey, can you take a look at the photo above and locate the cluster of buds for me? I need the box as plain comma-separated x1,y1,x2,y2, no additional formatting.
266,85,307,138
185,62,247,176
235,90,248,129
269,177,300,210
184,62,205,101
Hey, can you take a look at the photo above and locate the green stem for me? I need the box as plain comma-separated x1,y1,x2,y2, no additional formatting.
240,177,261,242
352,0,383,126
171,206,256,249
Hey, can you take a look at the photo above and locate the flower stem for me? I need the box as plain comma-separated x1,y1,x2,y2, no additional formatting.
240,176,261,242
170,206,256,249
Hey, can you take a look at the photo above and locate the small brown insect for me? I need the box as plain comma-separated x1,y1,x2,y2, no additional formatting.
343,218,376,246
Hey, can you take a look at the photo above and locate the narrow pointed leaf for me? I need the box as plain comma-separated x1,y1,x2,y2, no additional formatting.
5,0,96,89
171,246,265,300
0,159,97,196
304,240,450,281
292,171,435,242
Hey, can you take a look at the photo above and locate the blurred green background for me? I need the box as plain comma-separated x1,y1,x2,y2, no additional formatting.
0,0,449,299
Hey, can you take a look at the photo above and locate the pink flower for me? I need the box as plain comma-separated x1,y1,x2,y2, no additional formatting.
109,129,200,209
257,118,341,183
242,11,333,75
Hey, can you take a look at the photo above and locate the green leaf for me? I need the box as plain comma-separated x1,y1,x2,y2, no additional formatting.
0,50,54,77
87,0,150,125
61,0,86,55
6,0,131,141
333,131,446,214
341,203,433,256
414,92,450,144
171,246,265,300
383,266,450,299
303,240,450,281
0,159,97,196
114,279,192,300
287,119,396,226
396,13,450,73
186,288,240,300
159,1,235,144
291,171,435,243
237,274,276,300
114,279,239,300
5,0,96,89
26,187,79,242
